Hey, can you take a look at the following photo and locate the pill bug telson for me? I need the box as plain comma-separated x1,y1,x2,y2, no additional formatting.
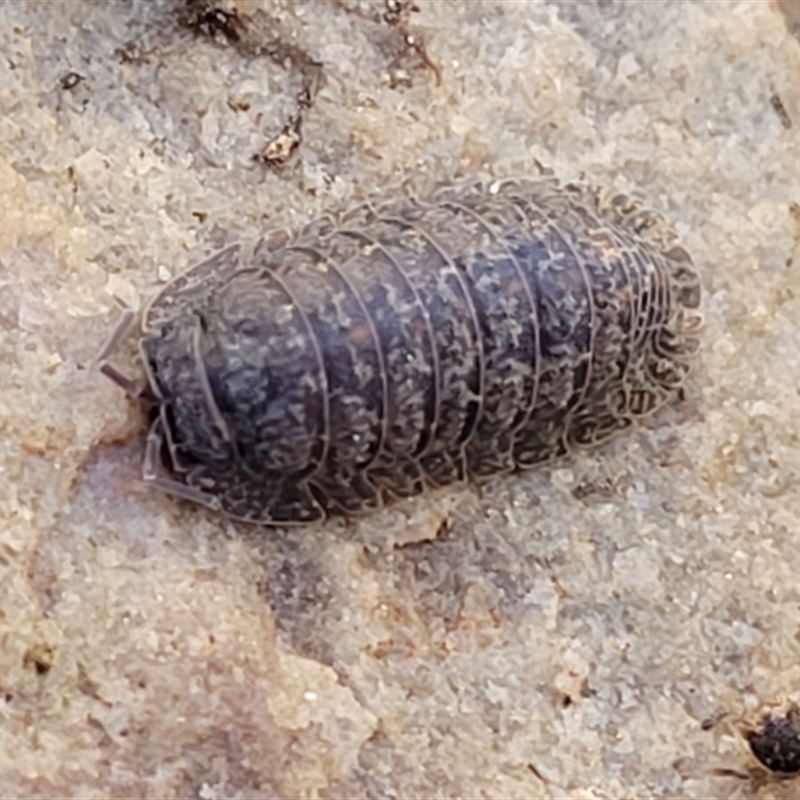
100,178,702,525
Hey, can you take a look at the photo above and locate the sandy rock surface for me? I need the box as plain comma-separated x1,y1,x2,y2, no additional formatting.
2,0,800,797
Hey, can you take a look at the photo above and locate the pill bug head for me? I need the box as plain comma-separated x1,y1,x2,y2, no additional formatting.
140,311,236,475
138,245,327,525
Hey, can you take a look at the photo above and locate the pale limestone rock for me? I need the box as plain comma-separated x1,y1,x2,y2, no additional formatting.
2,1,800,797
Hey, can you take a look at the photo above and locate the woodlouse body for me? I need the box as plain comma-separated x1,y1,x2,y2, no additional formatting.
120,178,702,525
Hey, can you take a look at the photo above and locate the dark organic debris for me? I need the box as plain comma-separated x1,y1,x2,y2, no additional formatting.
174,1,325,169
59,71,84,91
335,0,440,87
177,0,243,44
254,68,322,168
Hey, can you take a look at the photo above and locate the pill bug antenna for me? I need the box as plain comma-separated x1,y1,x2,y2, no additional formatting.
96,298,157,405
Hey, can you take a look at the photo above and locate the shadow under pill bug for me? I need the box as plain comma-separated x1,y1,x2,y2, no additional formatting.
100,178,702,525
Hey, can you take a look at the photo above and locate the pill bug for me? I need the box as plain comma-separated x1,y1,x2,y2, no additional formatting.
742,703,800,776
100,178,702,525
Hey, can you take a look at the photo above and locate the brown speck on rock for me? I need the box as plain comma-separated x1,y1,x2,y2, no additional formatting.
255,120,303,167
23,642,56,676
770,92,792,129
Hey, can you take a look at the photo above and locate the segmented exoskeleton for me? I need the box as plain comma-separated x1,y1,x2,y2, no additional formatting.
100,178,702,524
